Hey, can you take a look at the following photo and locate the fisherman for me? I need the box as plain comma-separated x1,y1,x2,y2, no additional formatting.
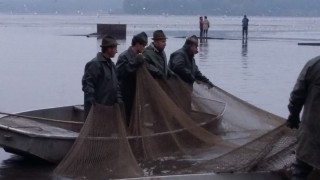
287,56,320,180
82,35,122,119
116,32,148,124
143,30,175,79
242,15,249,40
168,35,214,88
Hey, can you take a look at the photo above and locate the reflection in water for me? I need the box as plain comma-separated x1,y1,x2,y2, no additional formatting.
241,40,249,70
0,155,54,179
242,39,248,57
199,39,209,60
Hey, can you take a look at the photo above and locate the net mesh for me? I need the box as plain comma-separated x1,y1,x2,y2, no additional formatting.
54,64,297,179
53,104,143,179
128,66,232,162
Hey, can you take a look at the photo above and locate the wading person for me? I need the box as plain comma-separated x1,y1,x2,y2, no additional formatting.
168,35,214,88
242,15,249,40
143,30,175,79
82,35,122,119
287,56,320,180
199,16,204,38
203,16,210,38
116,32,148,124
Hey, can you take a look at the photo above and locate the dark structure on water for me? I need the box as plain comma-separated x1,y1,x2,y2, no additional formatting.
87,24,127,39
97,24,126,39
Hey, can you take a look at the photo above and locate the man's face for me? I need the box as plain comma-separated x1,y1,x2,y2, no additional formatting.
190,43,198,55
106,46,118,58
154,39,166,51
137,43,146,54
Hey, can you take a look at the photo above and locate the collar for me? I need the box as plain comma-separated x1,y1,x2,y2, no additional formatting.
97,52,112,62
128,46,137,57
150,42,161,53
182,45,194,57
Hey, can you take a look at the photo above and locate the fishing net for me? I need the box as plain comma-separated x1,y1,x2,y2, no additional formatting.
183,83,297,174
128,66,234,162
53,104,143,179
54,64,297,179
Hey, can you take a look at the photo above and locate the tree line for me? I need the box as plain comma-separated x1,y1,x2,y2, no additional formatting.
123,0,320,16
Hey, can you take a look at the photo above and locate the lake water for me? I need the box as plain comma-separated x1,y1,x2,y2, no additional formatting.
0,14,320,179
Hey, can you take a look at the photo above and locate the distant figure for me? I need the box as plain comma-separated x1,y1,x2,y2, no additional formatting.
203,16,210,38
116,32,148,124
199,16,204,38
287,56,320,180
143,30,175,79
82,35,122,119
168,35,214,88
242,15,249,40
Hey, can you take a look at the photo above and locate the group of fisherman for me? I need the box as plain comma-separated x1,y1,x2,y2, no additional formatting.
82,29,320,180
82,30,214,122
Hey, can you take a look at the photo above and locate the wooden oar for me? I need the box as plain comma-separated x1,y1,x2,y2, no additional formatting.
0,111,84,125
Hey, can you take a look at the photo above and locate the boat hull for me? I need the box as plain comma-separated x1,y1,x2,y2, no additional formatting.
0,105,82,163
0,129,74,163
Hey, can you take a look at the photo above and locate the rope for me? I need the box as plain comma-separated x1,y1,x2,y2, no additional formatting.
0,111,84,125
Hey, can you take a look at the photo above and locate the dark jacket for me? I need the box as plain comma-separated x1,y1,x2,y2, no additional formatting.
288,56,320,168
116,47,139,122
168,45,211,84
143,43,174,78
82,52,122,118
242,17,249,27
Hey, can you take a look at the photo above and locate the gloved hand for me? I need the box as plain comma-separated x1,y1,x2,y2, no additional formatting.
286,114,300,129
153,71,163,79
135,53,145,65
87,96,96,106
90,99,96,106
117,98,125,114
207,82,215,89
167,71,177,79
117,97,124,105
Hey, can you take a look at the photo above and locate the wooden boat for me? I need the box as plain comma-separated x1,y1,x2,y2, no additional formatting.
0,101,225,164
0,105,84,163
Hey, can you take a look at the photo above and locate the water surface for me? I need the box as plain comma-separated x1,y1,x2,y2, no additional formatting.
0,14,320,179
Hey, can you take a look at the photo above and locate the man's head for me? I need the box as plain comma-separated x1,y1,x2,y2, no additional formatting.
204,16,207,19
244,15,247,18
185,35,199,55
100,35,119,58
200,16,203,20
152,30,167,52
132,32,148,53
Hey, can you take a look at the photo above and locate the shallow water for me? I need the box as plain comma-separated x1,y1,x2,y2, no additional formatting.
0,14,320,179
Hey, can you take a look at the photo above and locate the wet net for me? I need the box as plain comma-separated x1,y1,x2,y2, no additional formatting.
54,64,297,179
53,104,143,179
185,83,297,174
128,66,234,161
